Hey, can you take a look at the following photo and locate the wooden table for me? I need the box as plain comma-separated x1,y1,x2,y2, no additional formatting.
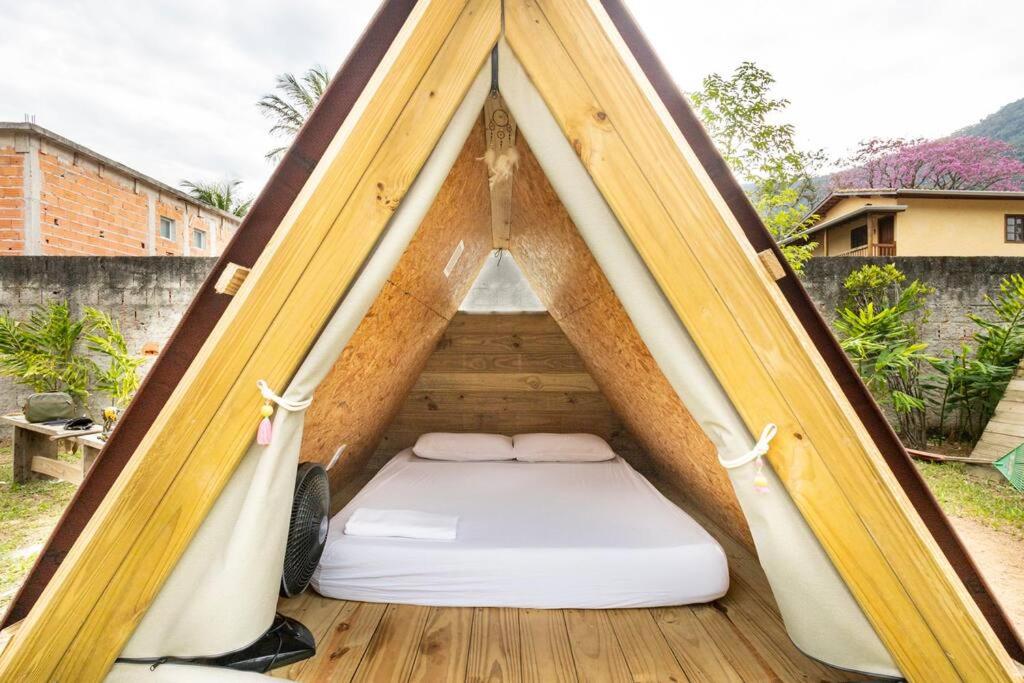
1,414,103,485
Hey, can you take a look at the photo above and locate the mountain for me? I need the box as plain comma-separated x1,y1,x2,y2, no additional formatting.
956,97,1024,158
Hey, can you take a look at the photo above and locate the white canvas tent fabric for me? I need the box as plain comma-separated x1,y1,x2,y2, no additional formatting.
497,40,900,678
111,44,902,680
116,66,491,666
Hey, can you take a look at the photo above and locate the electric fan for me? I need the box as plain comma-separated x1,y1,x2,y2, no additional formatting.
281,462,331,597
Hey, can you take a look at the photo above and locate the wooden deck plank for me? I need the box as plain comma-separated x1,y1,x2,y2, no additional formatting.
652,606,751,683
519,609,577,683
273,594,355,680
467,607,523,683
352,603,429,683
301,601,388,683
407,607,475,683
563,609,632,683
718,583,845,682
606,608,687,682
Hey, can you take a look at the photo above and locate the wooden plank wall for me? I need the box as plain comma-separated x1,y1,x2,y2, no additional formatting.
971,362,1024,461
300,118,493,490
376,312,644,465
508,134,753,549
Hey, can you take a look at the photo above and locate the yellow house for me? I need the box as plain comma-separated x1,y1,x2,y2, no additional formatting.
786,189,1024,256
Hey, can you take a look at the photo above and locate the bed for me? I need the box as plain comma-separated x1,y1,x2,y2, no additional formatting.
311,450,729,608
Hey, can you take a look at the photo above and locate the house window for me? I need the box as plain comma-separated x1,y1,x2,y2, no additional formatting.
192,228,207,250
159,216,176,240
1006,215,1024,243
850,225,868,249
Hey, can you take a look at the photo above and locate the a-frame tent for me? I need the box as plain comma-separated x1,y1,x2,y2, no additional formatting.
2,0,1022,680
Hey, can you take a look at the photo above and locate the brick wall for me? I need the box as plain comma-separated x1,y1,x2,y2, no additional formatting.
0,124,241,257
155,199,185,255
38,148,150,255
0,147,23,252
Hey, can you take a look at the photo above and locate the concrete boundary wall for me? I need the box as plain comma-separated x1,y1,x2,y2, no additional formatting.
802,256,1024,355
0,256,216,421
0,255,1022,427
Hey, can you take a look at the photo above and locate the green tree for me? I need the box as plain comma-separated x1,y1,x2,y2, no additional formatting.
179,178,252,217
690,62,824,272
257,65,332,161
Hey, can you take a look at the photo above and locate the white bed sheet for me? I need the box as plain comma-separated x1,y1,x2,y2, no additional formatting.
311,450,729,608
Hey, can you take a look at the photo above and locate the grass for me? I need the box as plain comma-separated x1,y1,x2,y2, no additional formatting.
915,460,1024,538
0,445,76,612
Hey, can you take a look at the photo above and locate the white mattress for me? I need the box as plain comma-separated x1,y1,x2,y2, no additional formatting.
311,451,728,608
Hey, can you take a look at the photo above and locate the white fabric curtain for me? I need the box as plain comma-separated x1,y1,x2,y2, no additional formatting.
118,66,491,661
498,39,900,679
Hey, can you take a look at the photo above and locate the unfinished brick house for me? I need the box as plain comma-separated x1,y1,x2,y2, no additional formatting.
0,122,242,256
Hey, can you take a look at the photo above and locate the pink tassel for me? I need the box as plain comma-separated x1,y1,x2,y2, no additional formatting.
753,457,770,494
257,416,273,445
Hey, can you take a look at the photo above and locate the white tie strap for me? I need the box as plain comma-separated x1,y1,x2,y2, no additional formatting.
256,379,313,412
718,424,778,470
718,424,777,494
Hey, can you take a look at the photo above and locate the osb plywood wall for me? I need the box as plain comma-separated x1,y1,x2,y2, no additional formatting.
300,118,492,490
376,312,643,464
509,135,753,549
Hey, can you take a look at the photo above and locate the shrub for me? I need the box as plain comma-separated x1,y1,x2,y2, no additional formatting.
0,302,92,403
836,265,1024,448
932,274,1024,443
0,302,143,413
835,267,934,447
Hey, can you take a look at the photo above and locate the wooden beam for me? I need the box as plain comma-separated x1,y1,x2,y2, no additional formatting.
30,456,83,486
0,622,21,660
483,91,518,248
0,2,499,679
504,1,1017,680
413,371,599,392
756,249,786,281
213,262,250,296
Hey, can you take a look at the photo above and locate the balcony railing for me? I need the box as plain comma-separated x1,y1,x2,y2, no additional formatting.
835,242,896,257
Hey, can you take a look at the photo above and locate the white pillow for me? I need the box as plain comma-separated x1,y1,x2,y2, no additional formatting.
512,433,615,462
412,432,515,461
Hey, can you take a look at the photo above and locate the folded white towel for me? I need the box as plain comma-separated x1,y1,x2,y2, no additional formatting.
344,508,458,541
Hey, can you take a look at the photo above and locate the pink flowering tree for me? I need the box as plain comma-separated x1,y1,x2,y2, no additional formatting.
831,136,1024,191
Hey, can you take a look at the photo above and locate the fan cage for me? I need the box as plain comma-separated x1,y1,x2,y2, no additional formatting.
281,463,331,597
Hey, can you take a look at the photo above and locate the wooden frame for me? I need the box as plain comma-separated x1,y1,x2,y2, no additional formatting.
2,415,102,486
3,1,1017,679
504,0,1016,679
0,2,499,678
1005,214,1024,243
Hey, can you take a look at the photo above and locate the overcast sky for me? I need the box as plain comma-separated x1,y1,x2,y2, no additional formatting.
2,0,1021,200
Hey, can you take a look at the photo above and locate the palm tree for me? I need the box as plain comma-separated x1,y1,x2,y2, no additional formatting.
179,179,253,217
256,65,332,161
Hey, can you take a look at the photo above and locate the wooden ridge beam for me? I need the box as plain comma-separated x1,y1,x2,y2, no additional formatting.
483,91,518,248
504,1,1017,680
0,1,500,679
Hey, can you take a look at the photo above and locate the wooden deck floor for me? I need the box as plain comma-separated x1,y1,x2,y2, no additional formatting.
273,474,862,682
